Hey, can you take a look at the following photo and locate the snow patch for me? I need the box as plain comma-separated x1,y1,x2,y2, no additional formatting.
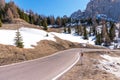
99,55,120,78
0,27,96,48
0,27,55,48
51,32,95,45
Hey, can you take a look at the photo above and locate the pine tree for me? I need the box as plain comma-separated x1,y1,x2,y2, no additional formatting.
64,26,66,33
79,25,83,36
104,34,111,46
101,22,111,46
0,19,2,27
87,18,93,26
93,27,96,36
68,27,71,34
5,8,13,22
50,16,55,25
61,17,66,27
56,16,61,27
95,33,102,45
8,1,19,18
89,26,93,36
119,27,120,38
42,18,48,30
101,22,107,41
83,26,88,40
75,25,78,34
47,16,51,25
14,29,24,48
0,0,5,9
109,23,116,42
75,25,83,36
75,20,80,35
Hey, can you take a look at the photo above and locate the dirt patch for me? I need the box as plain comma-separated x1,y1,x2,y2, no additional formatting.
1,18,42,30
59,51,119,80
48,27,63,33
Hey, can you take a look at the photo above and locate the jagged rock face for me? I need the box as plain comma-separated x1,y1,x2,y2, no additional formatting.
71,10,82,19
0,0,5,9
71,0,120,20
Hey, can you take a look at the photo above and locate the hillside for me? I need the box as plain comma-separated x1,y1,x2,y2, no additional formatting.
0,0,120,80
0,19,108,66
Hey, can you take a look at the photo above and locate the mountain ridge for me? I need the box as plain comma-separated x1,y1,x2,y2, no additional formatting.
71,0,120,21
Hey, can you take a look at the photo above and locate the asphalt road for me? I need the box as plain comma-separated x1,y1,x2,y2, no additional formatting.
0,49,80,80
0,48,119,80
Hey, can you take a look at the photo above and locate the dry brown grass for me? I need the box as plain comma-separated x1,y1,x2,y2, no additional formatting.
48,27,63,33
0,36,84,66
0,34,108,66
1,18,42,30
59,51,119,80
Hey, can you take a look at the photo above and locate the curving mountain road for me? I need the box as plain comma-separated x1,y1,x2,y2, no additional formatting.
0,48,119,80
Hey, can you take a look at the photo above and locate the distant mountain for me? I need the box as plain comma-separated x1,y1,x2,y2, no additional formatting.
71,10,83,19
71,0,120,21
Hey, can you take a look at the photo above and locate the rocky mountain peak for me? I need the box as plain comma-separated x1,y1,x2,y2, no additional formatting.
71,0,120,21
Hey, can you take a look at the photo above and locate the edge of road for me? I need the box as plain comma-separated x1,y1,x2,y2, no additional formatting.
52,52,80,80
0,48,80,68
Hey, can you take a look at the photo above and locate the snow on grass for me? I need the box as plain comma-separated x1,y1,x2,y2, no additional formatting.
0,27,96,48
99,55,120,78
0,27,55,48
50,32,95,45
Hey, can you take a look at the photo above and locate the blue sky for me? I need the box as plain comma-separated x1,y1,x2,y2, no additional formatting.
5,0,90,17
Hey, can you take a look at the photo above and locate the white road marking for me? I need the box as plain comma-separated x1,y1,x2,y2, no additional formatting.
52,52,80,80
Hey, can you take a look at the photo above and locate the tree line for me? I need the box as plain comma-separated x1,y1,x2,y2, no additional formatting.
63,18,120,48
0,1,71,30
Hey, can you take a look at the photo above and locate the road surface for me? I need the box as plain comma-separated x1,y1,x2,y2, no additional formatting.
0,48,119,80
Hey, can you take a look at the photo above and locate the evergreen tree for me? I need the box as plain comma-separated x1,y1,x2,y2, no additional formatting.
75,20,80,35
68,27,71,34
89,26,93,36
24,14,29,22
0,19,2,27
75,25,83,36
61,18,66,27
14,29,24,48
28,10,34,24
101,21,111,46
83,26,88,40
8,1,19,18
109,23,116,42
104,34,111,46
50,16,55,25
5,8,13,22
42,18,48,30
29,15,34,24
92,26,96,36
47,16,51,25
101,22,107,41
96,19,100,25
64,26,66,33
79,25,83,36
0,9,5,21
95,33,102,45
56,16,61,27
87,18,93,26
75,25,79,35
119,27,120,38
